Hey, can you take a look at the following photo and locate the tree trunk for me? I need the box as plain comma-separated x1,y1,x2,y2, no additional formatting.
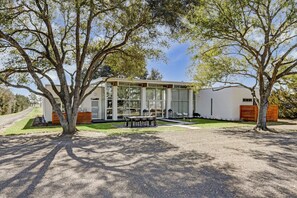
255,96,269,130
60,114,78,135
57,107,79,135
49,90,81,136
61,123,77,135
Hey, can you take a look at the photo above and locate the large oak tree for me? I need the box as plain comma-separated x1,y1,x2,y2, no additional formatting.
0,0,191,134
184,0,297,130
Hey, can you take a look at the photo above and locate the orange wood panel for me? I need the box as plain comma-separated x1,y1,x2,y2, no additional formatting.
240,105,278,122
52,112,92,124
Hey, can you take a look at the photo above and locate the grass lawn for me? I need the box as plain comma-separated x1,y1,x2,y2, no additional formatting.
4,108,291,136
2,108,180,136
178,118,293,128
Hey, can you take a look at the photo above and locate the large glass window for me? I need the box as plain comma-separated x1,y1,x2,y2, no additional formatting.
171,89,189,114
106,83,113,119
146,88,165,117
117,86,141,119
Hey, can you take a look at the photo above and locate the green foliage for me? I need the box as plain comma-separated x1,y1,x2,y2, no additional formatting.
183,0,297,91
0,87,14,115
0,87,30,115
146,68,163,80
0,0,188,90
29,93,39,106
89,65,163,81
104,45,149,78
0,0,201,133
270,76,297,119
14,94,30,112
189,43,246,90
146,0,199,31
0,0,165,83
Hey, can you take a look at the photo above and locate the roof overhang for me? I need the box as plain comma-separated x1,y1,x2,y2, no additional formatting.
92,77,192,88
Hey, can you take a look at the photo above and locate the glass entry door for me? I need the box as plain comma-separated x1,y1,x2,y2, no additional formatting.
91,99,100,119
146,88,165,117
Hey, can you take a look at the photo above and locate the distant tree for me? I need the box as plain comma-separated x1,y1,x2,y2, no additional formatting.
0,87,14,115
0,0,192,134
0,87,30,114
90,66,162,80
29,93,39,106
13,94,30,112
270,76,297,119
184,0,297,130
138,69,149,80
147,68,163,80
90,64,148,79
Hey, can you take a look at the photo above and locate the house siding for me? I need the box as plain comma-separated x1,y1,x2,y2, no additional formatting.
195,87,258,120
43,85,103,122
42,79,258,122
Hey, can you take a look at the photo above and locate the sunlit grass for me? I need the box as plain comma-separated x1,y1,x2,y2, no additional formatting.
4,108,290,136
2,108,178,136
3,108,62,135
177,118,294,129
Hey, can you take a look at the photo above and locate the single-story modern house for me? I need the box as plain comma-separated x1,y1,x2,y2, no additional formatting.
43,78,257,122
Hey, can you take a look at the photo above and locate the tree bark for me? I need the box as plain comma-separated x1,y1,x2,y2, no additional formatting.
254,76,274,131
52,101,79,135
255,96,269,130
60,111,78,135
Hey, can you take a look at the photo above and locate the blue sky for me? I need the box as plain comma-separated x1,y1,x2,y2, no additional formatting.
147,42,191,82
11,41,192,96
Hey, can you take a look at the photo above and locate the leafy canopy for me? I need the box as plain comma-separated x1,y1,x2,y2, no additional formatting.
183,0,297,93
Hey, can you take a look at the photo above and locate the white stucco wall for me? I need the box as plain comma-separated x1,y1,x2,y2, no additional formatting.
43,85,103,122
195,87,259,120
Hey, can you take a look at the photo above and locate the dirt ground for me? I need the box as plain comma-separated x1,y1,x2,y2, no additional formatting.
0,127,296,198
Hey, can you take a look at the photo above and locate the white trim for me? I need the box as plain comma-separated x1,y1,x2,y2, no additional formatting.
166,88,172,118
188,89,193,117
104,85,107,120
112,85,118,120
141,87,146,115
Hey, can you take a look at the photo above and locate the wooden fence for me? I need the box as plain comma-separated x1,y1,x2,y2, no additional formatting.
52,112,92,124
240,105,278,122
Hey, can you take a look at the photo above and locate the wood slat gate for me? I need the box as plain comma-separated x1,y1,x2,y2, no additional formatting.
240,105,278,122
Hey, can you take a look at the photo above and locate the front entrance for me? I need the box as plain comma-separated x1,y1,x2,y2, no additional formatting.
91,98,100,119
146,88,166,117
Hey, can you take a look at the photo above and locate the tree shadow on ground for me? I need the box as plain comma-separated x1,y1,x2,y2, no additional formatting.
219,128,297,151
0,133,243,197
218,128,297,197
267,120,297,126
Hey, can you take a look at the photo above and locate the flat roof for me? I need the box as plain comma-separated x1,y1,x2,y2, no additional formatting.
45,77,191,87
94,77,192,86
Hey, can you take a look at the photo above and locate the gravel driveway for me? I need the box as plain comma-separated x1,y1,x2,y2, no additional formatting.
0,108,33,132
0,128,296,198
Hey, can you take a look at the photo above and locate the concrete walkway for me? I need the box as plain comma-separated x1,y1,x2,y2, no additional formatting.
160,118,195,125
160,118,201,129
171,124,201,129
